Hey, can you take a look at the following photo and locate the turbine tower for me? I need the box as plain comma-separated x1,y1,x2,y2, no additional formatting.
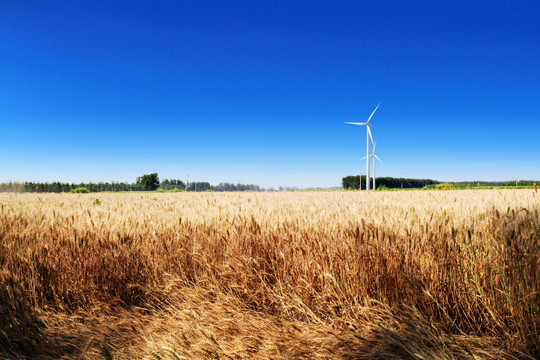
362,140,383,190
345,103,380,190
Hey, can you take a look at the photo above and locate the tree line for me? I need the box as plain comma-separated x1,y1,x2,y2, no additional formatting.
0,181,136,193
342,175,439,190
2,174,534,193
0,173,262,193
342,176,538,190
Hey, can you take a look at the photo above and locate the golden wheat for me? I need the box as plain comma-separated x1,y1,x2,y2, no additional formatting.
0,190,538,359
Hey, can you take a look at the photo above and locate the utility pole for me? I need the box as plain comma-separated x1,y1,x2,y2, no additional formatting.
185,175,189,191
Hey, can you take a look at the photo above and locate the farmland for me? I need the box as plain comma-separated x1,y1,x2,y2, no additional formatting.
0,190,538,359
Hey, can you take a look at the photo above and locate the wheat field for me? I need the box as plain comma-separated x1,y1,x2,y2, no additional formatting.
0,190,538,359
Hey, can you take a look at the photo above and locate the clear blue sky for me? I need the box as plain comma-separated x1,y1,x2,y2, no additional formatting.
1,1,539,188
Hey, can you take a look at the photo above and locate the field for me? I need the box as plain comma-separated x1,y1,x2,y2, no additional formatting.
0,190,538,359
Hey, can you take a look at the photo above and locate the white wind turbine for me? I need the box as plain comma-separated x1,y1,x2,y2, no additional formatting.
362,140,383,190
345,103,380,190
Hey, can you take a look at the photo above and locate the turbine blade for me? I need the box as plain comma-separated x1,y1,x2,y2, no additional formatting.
344,122,367,125
366,102,381,123
367,127,374,144
360,156,367,160
372,140,377,152
374,155,383,164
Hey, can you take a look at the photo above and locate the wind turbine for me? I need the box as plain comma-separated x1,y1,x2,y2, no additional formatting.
362,140,383,190
345,103,380,190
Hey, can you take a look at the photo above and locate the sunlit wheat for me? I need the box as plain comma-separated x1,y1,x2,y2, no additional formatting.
0,190,538,359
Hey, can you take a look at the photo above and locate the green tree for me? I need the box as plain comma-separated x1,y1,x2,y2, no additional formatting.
136,173,160,191
342,175,366,190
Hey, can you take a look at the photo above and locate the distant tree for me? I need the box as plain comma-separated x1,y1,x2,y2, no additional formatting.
342,175,366,190
159,178,186,190
187,181,210,192
136,173,160,191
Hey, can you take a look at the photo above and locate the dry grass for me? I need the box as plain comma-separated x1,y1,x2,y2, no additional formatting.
0,190,538,359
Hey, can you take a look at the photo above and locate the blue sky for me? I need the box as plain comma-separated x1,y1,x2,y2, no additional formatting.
1,1,539,187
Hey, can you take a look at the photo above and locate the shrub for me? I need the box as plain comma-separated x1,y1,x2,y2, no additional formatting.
70,187,89,193
436,183,455,190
